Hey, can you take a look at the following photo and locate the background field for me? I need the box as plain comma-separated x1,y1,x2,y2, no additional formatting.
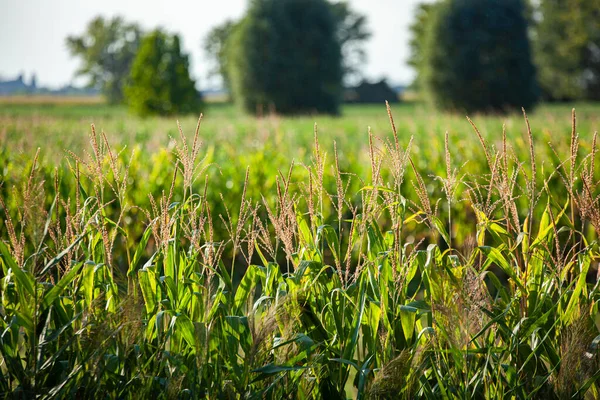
3,99,600,164
2,99,600,264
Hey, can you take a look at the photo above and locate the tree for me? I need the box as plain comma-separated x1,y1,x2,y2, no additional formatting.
203,20,237,92
329,2,371,85
407,3,440,91
66,16,142,104
228,0,343,115
125,30,201,116
422,0,538,113
533,0,600,101
203,1,369,92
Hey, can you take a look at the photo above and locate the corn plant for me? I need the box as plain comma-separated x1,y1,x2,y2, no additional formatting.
1,105,599,399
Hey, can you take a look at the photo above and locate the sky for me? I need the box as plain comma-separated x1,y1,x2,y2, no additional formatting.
0,0,427,89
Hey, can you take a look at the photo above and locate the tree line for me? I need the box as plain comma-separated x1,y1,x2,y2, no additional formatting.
67,0,600,116
67,0,369,116
67,18,201,116
409,0,600,113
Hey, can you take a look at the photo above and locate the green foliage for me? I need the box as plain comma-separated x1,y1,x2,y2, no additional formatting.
203,20,237,94
125,30,201,117
329,1,372,85
420,0,539,112
534,0,600,101
228,0,343,115
407,3,439,91
410,0,600,104
1,103,600,398
204,1,370,96
66,16,142,104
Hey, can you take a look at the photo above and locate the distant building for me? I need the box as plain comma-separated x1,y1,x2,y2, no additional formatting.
345,79,401,104
0,73,34,95
0,73,99,96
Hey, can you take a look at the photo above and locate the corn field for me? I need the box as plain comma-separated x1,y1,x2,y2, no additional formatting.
1,104,600,399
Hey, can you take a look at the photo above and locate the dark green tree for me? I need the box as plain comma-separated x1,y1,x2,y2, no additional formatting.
534,0,600,101
205,1,366,96
125,30,201,116
227,0,342,115
66,16,142,104
422,0,538,113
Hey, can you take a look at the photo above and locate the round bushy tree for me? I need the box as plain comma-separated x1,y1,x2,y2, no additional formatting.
228,0,343,115
126,30,201,116
423,0,538,113
534,0,600,101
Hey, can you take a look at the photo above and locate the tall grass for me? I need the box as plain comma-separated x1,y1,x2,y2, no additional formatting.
0,104,599,398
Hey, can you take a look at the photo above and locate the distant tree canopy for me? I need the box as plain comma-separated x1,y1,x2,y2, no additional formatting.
534,0,600,101
125,30,201,116
66,17,142,104
410,0,600,105
407,3,440,91
203,20,236,93
203,0,369,95
329,2,372,85
420,0,538,113
227,0,343,115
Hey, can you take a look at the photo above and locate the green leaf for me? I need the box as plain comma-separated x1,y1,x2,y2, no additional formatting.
42,262,84,309
139,268,158,314
174,314,197,351
128,225,153,276
400,305,418,342
563,253,591,323
343,276,367,361
431,215,451,247
359,185,396,193
479,246,525,291
0,242,34,297
38,232,86,276
531,198,568,249
317,225,340,266
81,263,95,307
234,265,263,314
253,363,307,374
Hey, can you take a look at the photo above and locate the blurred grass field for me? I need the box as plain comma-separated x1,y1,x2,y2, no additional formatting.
2,98,599,157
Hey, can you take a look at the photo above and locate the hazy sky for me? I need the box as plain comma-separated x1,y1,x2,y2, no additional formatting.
0,0,426,89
